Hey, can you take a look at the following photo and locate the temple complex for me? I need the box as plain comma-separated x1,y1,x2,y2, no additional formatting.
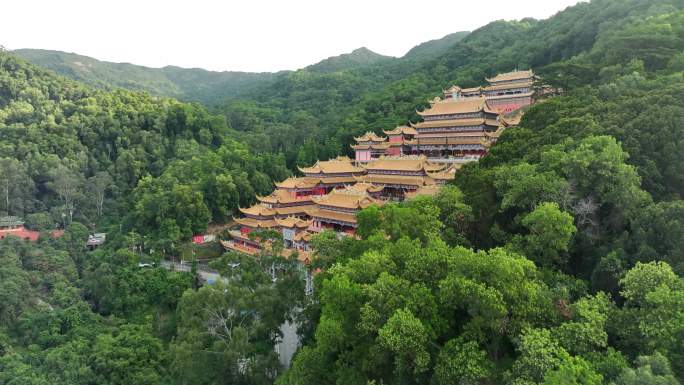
226,70,538,258
351,70,536,163
225,156,453,256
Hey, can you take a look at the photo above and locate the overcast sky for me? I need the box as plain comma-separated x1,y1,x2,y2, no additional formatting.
3,0,583,72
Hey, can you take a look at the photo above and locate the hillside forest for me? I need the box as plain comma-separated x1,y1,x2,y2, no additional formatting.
1,0,684,384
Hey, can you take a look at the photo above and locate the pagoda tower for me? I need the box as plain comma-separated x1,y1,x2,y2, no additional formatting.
411,96,501,161
482,69,536,113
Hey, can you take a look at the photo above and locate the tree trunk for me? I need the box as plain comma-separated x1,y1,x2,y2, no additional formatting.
4,181,9,215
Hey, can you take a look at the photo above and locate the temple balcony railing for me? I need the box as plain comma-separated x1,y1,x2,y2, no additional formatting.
426,156,482,164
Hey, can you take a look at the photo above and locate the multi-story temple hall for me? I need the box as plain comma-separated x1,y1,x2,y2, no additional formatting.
443,69,537,113
353,69,535,163
353,97,506,163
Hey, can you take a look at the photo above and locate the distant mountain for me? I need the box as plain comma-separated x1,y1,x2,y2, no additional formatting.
403,31,470,60
12,49,278,104
13,32,469,105
305,47,394,73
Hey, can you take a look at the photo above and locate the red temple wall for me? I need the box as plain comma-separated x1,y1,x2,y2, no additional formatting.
386,147,401,156
355,150,372,162
487,97,533,113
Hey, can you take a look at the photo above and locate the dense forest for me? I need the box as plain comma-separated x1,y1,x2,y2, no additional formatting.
1,0,684,384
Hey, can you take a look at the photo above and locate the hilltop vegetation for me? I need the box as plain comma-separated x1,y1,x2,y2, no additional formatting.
13,32,468,107
0,0,683,384
0,49,286,247
13,49,279,104
305,47,393,73
402,31,471,60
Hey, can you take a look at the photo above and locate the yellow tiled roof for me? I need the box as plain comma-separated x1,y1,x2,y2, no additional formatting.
405,185,442,199
276,216,313,228
484,127,506,138
234,217,279,228
281,247,312,263
443,85,461,93
461,86,482,93
500,115,522,127
312,187,384,209
274,205,317,216
355,174,435,187
257,189,314,204
298,158,365,174
293,231,315,242
239,204,276,217
362,155,446,172
483,80,533,91
351,143,391,150
307,208,359,224
486,69,534,83
354,131,387,142
383,125,418,136
275,177,320,189
417,97,497,116
427,169,458,180
347,182,384,193
412,118,495,129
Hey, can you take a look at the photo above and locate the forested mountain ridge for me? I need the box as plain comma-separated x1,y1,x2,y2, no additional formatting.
1,0,684,384
402,31,471,60
305,47,393,73
13,31,469,106
12,48,280,104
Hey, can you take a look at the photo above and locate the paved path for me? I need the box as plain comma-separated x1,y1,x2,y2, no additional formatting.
275,319,300,368
160,260,226,283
